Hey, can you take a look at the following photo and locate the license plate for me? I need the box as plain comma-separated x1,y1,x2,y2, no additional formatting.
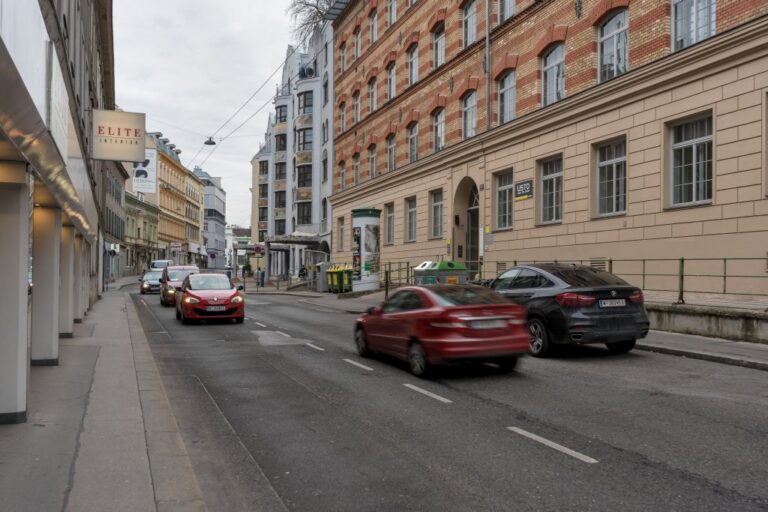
599,299,626,308
470,319,507,330
206,306,226,312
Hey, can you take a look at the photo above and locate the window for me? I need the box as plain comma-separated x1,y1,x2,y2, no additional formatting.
276,105,287,123
258,184,268,199
387,0,397,26
275,162,286,180
274,190,286,208
540,157,563,223
433,23,445,68
496,171,514,229
387,134,396,171
500,0,515,21
338,217,345,250
321,199,328,231
259,230,267,242
353,154,360,185
673,0,715,51
385,203,395,244
340,43,346,72
297,202,312,225
406,197,417,241
339,162,346,191
407,122,419,163
463,0,477,47
322,120,328,142
671,116,713,206
339,102,346,131
353,92,360,123
276,134,287,151
369,145,377,179
370,10,378,44
407,44,419,85
599,10,629,82
297,129,313,151
322,152,328,182
432,108,445,152
462,91,477,139
369,78,377,112
597,139,627,215
430,189,443,238
323,73,329,105
353,27,361,59
387,63,396,100
498,71,516,124
259,161,269,176
298,91,313,114
275,219,286,235
259,207,268,221
543,44,565,106
297,165,312,187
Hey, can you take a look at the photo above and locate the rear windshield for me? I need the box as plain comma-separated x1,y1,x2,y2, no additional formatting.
430,286,510,306
143,272,162,280
545,266,628,287
151,261,170,268
188,275,232,291
168,270,194,281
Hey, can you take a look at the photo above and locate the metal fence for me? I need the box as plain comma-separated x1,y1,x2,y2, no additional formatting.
378,257,768,304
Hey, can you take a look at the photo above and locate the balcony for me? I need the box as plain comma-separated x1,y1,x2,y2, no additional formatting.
274,151,286,163
274,122,287,134
273,180,286,191
259,174,269,184
295,150,312,165
295,187,312,201
295,114,312,129
258,198,268,207
274,208,286,220
258,221,268,230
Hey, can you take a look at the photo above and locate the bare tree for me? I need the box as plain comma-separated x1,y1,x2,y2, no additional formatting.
287,0,333,45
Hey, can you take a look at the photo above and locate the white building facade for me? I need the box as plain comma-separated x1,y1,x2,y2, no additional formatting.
194,167,227,268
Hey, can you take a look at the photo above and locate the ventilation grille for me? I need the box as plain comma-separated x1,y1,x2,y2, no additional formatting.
497,262,507,273
590,258,607,271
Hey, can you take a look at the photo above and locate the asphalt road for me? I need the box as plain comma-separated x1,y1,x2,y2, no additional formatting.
132,292,768,512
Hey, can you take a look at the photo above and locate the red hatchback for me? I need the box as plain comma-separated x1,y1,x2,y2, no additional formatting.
175,273,245,324
355,285,530,377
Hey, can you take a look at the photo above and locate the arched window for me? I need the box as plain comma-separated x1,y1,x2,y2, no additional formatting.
498,71,516,124
463,0,477,47
599,10,628,82
353,92,360,123
338,161,346,191
386,134,396,172
369,9,378,44
462,91,477,139
386,62,396,100
542,44,565,106
369,78,377,112
407,44,419,85
407,122,419,163
433,23,445,68
339,102,346,131
432,108,445,152
353,153,361,185
369,145,378,178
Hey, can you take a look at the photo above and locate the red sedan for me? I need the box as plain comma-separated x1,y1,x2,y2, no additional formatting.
355,285,530,377
175,273,245,324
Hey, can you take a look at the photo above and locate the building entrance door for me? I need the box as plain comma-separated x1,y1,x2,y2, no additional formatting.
466,186,480,276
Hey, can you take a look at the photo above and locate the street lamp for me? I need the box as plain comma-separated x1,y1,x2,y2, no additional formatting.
204,137,216,146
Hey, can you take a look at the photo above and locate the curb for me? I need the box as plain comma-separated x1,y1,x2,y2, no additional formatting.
635,343,768,372
245,291,324,297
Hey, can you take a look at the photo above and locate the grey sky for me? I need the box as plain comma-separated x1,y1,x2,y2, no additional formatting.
114,0,293,228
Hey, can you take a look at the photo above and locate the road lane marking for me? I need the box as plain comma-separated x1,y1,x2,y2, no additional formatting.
253,321,267,328
343,359,374,371
306,343,325,351
276,331,290,337
506,427,598,464
247,301,271,305
403,384,452,404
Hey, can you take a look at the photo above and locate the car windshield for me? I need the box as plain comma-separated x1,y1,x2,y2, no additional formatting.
168,270,194,281
143,272,162,280
188,275,232,291
545,266,629,287
152,261,169,268
430,286,510,306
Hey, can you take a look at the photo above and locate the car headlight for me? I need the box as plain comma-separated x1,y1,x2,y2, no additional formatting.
167,288,175,294
141,283,149,288
231,296,244,304
184,297,199,304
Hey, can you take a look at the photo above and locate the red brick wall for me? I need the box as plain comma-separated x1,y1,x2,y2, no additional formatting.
331,0,768,192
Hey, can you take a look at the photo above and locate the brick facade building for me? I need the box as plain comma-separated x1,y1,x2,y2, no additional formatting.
328,0,768,294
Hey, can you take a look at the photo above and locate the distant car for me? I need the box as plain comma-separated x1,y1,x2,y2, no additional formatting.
175,273,245,324
139,270,163,294
354,285,529,378
150,259,174,270
160,265,199,306
489,263,649,356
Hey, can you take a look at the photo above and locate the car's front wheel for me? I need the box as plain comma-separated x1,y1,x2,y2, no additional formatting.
408,342,431,378
235,316,244,324
180,307,189,325
607,339,636,354
528,318,552,357
354,327,371,357
175,308,181,320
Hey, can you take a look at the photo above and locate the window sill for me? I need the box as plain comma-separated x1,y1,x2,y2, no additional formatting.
492,226,513,234
664,200,713,211
428,235,444,241
591,211,626,220
383,242,394,246
404,239,416,244
536,220,562,227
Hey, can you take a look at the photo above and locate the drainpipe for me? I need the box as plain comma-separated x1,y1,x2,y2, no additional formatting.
485,0,492,132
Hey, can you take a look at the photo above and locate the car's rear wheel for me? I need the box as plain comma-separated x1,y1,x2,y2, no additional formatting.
528,318,551,357
607,338,636,354
180,307,189,325
175,308,181,320
408,342,431,378
354,327,371,357
495,356,519,372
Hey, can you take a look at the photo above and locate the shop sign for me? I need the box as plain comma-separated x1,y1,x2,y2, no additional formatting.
92,109,146,161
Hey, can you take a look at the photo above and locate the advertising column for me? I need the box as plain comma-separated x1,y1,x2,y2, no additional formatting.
351,208,381,292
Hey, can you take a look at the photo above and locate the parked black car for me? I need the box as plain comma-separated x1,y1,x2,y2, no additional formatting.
489,263,649,356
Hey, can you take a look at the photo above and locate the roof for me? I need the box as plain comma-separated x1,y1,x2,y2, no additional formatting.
232,227,251,237
324,0,350,21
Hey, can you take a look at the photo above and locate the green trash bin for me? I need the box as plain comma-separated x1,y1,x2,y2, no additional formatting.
343,264,353,292
428,261,468,284
328,265,339,293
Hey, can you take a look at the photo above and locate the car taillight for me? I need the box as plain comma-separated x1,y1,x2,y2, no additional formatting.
430,314,468,329
629,290,644,304
555,292,597,308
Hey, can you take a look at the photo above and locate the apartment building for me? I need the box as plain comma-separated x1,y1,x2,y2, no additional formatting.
194,166,227,268
124,191,160,274
327,0,768,293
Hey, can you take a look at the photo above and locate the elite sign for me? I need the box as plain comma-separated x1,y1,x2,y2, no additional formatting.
92,110,146,162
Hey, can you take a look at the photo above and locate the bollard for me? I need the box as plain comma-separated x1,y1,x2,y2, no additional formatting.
677,257,685,304
385,270,390,299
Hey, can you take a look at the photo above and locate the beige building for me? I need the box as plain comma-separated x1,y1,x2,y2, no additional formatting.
328,0,768,296
124,191,160,274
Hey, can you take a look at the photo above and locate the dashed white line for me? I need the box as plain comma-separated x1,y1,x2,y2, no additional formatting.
403,384,452,404
276,331,291,338
253,321,267,328
507,427,598,464
343,358,374,371
306,343,325,351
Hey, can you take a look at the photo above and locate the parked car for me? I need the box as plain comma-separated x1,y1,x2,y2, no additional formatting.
150,259,174,270
354,285,530,378
160,265,199,306
139,270,162,294
489,263,649,356
175,273,245,324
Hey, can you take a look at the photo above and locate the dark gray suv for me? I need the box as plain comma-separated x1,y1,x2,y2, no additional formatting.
490,263,649,356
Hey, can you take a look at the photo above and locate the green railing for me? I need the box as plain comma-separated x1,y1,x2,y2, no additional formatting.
380,257,768,304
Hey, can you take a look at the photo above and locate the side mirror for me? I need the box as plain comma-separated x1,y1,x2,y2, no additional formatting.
175,285,184,292
237,285,244,291
138,277,143,282
365,306,377,315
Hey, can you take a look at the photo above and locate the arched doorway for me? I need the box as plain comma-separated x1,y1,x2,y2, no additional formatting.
453,177,480,276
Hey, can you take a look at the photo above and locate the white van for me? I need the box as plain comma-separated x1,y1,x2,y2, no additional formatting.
150,259,174,270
